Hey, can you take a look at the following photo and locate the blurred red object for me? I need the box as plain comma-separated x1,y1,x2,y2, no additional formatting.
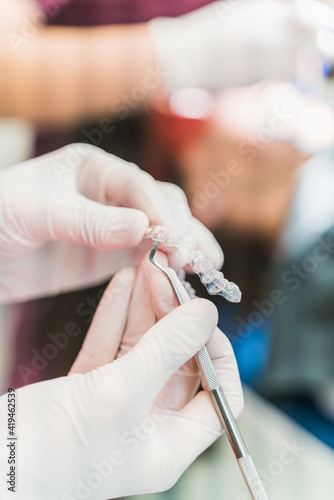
149,88,213,154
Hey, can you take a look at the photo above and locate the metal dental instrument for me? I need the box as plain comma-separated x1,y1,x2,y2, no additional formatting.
149,236,269,500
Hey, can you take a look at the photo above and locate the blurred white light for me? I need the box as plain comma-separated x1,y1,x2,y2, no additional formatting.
317,28,334,59
169,88,213,120
295,100,334,153
294,98,334,152
297,161,334,233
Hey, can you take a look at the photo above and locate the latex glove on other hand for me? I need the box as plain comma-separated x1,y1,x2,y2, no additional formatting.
0,144,223,303
0,254,243,500
149,0,334,91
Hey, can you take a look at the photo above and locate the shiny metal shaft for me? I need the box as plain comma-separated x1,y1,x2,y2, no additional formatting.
149,238,268,500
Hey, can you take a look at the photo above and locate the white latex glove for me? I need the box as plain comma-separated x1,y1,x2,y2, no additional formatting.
0,143,223,303
148,0,334,91
0,254,243,500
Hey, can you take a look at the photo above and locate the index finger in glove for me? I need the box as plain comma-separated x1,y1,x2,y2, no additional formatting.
74,145,224,264
157,183,224,269
75,146,191,235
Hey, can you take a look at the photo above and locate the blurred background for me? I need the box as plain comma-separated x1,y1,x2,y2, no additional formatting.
1,0,334,498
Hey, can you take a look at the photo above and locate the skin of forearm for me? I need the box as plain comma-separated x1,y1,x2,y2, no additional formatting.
0,24,162,127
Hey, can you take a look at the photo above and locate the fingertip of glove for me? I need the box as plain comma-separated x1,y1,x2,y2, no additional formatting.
192,219,224,269
202,234,224,269
211,244,224,270
183,298,218,332
121,210,150,247
103,266,137,298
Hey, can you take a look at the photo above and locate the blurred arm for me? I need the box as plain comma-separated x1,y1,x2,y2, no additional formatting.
0,2,160,126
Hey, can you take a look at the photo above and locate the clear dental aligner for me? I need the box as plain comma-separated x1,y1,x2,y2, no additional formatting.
144,225,242,303
176,268,196,300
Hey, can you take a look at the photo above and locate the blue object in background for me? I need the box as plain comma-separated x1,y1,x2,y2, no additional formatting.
217,305,272,386
324,63,333,78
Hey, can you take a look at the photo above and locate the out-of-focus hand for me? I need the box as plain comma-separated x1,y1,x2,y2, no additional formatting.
0,254,243,500
150,80,334,237
0,144,223,303
210,81,334,154
162,83,320,236
148,0,334,91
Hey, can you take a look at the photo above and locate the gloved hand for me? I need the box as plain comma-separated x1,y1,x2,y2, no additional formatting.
0,254,243,500
0,143,223,303
148,0,334,91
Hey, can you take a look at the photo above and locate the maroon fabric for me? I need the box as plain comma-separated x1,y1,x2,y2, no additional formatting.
36,0,213,26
